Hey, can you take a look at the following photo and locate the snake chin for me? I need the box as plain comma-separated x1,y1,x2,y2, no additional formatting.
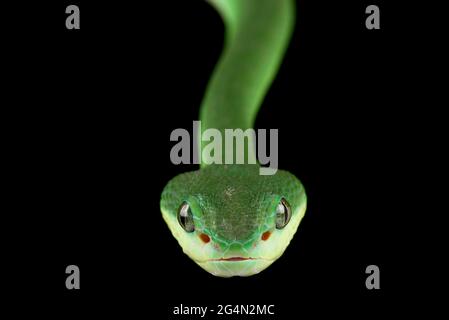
196,257,275,277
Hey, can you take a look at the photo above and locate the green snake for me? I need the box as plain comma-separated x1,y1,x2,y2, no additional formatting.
161,0,306,277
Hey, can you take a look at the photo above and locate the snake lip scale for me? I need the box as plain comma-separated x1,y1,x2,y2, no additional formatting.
210,257,256,262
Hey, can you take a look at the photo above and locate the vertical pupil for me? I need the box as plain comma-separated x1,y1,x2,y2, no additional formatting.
276,198,290,229
179,203,194,232
180,204,189,218
277,203,286,223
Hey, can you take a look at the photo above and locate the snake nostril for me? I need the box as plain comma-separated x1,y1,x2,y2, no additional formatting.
199,233,211,243
261,231,271,241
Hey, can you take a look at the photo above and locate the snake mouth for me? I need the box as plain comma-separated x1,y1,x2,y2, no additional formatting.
210,257,257,262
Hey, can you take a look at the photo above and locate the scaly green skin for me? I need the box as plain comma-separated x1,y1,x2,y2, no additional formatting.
161,0,306,277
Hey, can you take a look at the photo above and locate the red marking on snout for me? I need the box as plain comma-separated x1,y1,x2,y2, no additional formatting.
199,233,210,243
261,231,271,241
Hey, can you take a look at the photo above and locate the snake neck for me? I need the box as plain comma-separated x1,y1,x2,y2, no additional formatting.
199,0,295,167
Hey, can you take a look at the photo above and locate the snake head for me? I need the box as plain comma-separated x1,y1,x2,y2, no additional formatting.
160,164,306,277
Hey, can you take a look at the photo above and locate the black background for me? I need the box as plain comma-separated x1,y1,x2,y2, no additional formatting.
4,0,430,318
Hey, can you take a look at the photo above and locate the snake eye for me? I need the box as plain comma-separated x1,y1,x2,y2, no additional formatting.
178,202,195,232
275,198,291,229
